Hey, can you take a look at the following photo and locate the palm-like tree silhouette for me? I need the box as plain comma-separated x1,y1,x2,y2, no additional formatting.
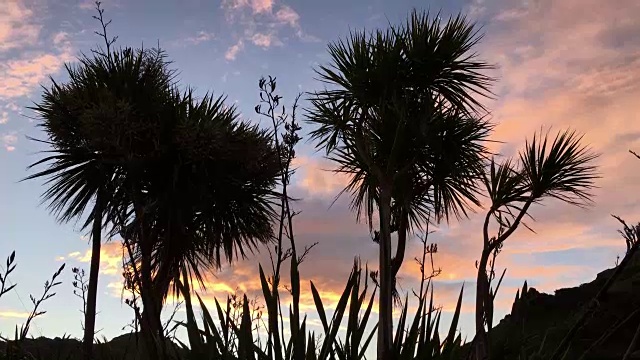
306,10,494,359
119,88,282,353
25,44,175,360
28,44,282,358
474,129,599,359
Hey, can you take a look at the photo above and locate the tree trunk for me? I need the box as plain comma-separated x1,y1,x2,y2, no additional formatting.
132,194,162,360
474,249,490,360
140,297,165,358
82,191,104,360
391,209,408,278
139,239,164,359
377,187,393,360
143,267,171,358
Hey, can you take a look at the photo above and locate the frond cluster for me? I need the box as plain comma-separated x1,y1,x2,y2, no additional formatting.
306,10,496,230
484,129,599,230
26,45,282,297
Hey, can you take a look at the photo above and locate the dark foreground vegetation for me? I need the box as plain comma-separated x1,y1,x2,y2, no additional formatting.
1,2,639,360
3,249,640,359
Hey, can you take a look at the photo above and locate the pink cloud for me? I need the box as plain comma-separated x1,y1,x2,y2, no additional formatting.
0,0,73,101
466,0,487,19
480,0,640,149
0,0,40,52
0,51,74,100
78,0,122,10
4,103,19,112
251,0,273,14
275,5,300,27
2,133,17,152
220,0,316,60
223,0,273,14
225,40,244,61
184,31,215,45
291,156,351,198
52,31,69,46
250,32,281,48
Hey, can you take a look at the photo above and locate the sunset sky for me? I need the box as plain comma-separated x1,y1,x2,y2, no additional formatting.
1,0,639,347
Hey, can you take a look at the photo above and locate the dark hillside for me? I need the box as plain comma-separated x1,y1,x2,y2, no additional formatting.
0,333,185,360
487,251,640,359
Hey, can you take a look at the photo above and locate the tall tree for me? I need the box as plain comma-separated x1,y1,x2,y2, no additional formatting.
118,88,282,354
306,10,494,359
27,4,281,358
25,41,175,360
474,129,599,359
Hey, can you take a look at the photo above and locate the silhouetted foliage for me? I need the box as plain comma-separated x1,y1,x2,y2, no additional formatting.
473,129,599,359
306,9,495,359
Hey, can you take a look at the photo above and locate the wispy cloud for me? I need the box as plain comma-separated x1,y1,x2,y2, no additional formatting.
0,310,30,319
250,32,281,48
274,5,299,27
78,0,96,10
4,103,19,112
2,132,17,152
184,31,215,45
223,0,274,14
0,51,74,100
220,0,318,60
106,281,124,297
0,0,40,52
52,31,69,46
225,39,244,61
0,1,75,101
78,0,122,11
290,156,350,198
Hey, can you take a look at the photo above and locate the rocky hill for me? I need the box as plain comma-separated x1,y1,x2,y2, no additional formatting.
487,251,640,359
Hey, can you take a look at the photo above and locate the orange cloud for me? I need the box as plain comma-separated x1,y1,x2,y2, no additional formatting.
68,241,124,275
